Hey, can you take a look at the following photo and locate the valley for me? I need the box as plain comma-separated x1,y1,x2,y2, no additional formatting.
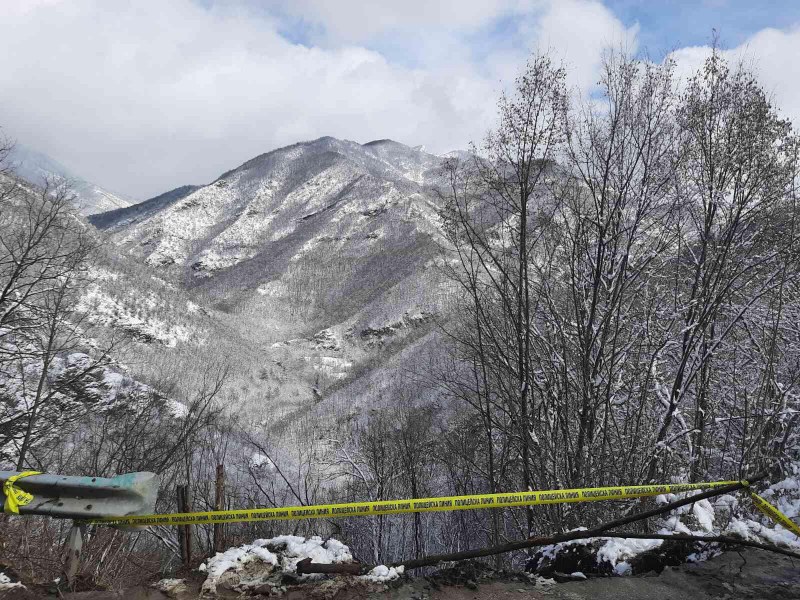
83,136,454,430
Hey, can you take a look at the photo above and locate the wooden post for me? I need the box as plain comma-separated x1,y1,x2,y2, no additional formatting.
213,464,225,553
176,484,191,568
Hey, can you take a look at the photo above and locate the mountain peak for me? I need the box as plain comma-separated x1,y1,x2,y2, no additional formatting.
90,132,446,277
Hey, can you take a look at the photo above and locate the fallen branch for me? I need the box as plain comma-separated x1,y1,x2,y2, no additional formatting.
296,557,365,575
395,473,769,570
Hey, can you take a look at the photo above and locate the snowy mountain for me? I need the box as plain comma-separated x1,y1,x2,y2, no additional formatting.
93,137,443,272
88,185,200,230
8,143,133,215
91,137,453,425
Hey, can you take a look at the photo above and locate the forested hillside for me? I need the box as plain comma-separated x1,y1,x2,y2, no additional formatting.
1,47,799,594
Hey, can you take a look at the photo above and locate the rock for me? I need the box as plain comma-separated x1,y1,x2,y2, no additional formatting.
151,579,187,598
281,573,301,586
312,328,340,351
215,571,241,592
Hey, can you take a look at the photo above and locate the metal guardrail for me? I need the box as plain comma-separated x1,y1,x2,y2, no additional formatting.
1,469,160,588
0,470,159,520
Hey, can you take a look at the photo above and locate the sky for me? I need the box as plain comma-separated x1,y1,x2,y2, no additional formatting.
1,0,800,200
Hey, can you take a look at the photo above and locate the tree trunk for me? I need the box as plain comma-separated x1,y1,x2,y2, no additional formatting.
214,464,225,553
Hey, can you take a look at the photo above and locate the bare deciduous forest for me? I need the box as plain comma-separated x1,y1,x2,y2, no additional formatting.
1,44,799,595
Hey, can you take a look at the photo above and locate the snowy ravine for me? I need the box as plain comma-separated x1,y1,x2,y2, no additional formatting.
89,136,452,426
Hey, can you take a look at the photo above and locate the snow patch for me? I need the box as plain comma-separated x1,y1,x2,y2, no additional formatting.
152,578,186,594
360,565,404,582
569,571,587,580
168,400,189,418
692,498,715,531
199,535,354,595
613,561,632,576
250,452,275,471
596,537,663,567
0,572,24,590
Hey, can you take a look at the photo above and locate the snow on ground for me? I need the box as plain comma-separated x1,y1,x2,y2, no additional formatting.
199,533,409,594
305,355,353,379
361,565,404,582
762,473,800,530
691,498,715,531
78,283,194,347
199,535,354,595
168,400,189,418
535,483,800,577
199,543,278,593
536,532,674,577
0,571,24,590
249,452,275,471
599,538,664,576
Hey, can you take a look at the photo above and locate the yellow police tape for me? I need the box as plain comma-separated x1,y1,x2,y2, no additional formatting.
4,476,797,538
748,489,800,537
90,480,740,527
3,471,41,515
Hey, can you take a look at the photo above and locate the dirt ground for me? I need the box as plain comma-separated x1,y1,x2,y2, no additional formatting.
4,548,798,600
380,549,800,600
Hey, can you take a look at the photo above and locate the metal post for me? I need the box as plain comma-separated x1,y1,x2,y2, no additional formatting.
64,521,86,589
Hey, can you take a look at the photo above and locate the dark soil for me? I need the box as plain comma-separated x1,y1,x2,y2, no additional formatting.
3,549,798,599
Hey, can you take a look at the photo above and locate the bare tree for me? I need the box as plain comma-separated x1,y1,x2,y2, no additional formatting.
439,53,566,536
0,163,126,467
439,45,800,540
646,47,799,482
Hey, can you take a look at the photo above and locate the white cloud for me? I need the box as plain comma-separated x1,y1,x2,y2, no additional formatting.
0,0,633,199
529,0,639,92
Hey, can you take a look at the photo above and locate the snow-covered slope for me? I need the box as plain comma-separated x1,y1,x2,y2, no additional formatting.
8,143,133,215
94,137,443,272
92,137,453,423
88,184,200,230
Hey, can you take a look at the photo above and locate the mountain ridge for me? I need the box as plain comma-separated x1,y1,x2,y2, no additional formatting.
88,185,200,229
89,136,452,425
